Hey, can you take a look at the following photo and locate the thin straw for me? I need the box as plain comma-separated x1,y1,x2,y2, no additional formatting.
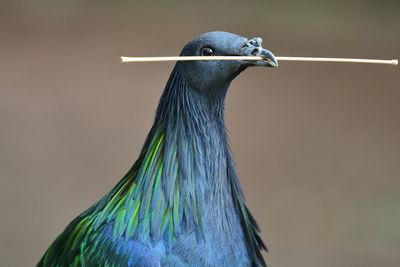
120,56,398,66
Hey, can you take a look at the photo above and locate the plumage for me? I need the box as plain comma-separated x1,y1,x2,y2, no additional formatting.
38,31,277,267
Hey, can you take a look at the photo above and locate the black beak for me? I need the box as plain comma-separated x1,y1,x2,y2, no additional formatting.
240,37,278,67
253,48,278,67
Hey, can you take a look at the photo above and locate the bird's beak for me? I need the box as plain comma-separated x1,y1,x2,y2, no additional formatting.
255,48,278,67
240,37,278,67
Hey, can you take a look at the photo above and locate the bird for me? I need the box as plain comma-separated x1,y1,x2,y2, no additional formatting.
38,31,277,267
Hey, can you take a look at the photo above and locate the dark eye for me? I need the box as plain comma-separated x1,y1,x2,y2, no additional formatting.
200,46,214,56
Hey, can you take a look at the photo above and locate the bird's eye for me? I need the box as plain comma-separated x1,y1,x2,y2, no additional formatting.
200,46,214,56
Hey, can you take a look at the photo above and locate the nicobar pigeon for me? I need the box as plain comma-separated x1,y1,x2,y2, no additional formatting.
38,31,278,267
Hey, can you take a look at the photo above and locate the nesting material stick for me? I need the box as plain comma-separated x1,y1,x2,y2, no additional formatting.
120,56,398,66
276,57,398,65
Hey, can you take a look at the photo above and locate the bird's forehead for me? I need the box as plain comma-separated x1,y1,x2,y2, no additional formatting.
187,31,248,50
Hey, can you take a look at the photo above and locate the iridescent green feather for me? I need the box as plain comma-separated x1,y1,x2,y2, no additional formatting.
38,124,202,266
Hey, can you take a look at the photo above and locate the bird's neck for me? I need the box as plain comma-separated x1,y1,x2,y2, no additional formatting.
155,67,228,126
146,66,248,253
154,65,232,192
149,66,238,231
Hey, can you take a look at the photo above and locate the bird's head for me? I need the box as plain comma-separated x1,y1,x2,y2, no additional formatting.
176,31,277,99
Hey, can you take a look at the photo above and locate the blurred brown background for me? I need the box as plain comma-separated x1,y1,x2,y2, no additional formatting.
1,0,399,266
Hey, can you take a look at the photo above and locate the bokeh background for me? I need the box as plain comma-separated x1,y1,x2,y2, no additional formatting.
1,1,399,266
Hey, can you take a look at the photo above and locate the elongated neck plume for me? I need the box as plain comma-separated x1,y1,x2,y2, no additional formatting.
144,63,232,235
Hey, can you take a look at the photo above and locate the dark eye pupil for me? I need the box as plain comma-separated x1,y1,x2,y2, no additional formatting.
200,47,214,56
